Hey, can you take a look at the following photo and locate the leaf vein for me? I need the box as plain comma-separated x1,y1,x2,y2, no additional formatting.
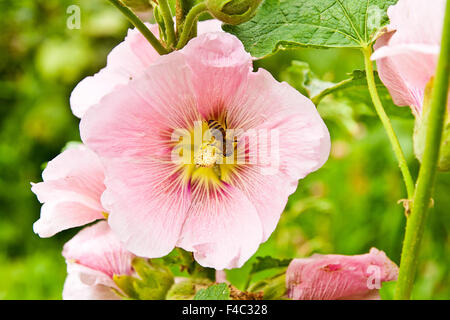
335,0,363,43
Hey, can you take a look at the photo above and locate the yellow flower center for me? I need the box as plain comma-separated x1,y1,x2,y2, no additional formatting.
173,119,238,186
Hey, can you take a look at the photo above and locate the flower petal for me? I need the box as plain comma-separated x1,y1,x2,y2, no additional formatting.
373,40,438,114
63,221,134,278
224,69,330,240
31,145,105,237
386,0,444,47
197,19,223,34
243,69,330,179
63,270,120,300
33,201,103,238
178,185,263,269
372,0,447,115
227,168,295,242
181,32,253,119
103,159,192,258
70,24,160,118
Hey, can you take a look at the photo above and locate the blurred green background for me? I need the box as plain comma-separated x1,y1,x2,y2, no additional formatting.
0,0,448,299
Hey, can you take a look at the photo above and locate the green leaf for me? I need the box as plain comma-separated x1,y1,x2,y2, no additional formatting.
223,0,398,58
248,273,287,299
194,283,231,300
166,279,212,300
158,248,215,280
244,258,289,299
280,60,335,98
166,280,197,300
249,256,291,275
113,274,140,299
121,257,175,300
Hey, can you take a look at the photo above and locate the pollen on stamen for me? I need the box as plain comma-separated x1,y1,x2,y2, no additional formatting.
194,142,220,168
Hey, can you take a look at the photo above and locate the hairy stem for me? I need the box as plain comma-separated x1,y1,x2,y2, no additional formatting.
175,0,196,36
362,46,415,199
108,0,169,55
176,2,207,49
394,0,450,300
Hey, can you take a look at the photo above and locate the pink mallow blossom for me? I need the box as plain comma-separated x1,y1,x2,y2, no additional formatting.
372,0,449,116
62,221,135,300
31,144,106,237
286,248,399,300
78,29,330,270
32,21,222,236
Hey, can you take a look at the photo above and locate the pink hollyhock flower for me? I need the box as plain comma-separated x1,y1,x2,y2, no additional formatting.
62,221,135,300
286,248,399,300
70,20,222,118
80,32,330,269
372,0,448,116
31,144,106,237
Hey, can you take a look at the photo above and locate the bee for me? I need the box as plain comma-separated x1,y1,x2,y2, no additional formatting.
207,119,236,157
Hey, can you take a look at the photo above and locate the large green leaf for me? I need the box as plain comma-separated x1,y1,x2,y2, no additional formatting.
223,0,398,58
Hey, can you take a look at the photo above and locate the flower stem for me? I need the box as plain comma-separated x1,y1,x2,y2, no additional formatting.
107,0,169,55
175,0,194,35
311,78,356,106
394,0,450,300
158,0,177,48
176,2,207,49
362,46,415,199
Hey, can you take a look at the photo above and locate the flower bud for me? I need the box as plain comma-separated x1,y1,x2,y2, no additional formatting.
286,248,398,300
122,0,152,12
206,0,262,25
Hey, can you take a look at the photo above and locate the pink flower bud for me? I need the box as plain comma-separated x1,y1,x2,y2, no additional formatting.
286,248,398,300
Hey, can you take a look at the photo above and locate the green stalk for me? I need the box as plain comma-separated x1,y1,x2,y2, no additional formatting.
108,0,169,55
362,46,415,199
395,0,450,300
176,2,207,49
311,78,356,106
175,0,196,36
158,0,176,48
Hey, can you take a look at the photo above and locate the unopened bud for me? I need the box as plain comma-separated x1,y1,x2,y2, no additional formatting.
206,0,262,25
123,0,152,12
